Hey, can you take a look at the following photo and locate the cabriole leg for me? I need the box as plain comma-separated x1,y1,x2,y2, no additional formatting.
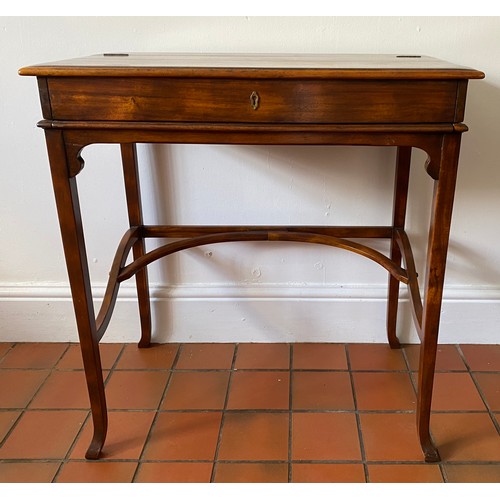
417,133,462,462
45,129,107,459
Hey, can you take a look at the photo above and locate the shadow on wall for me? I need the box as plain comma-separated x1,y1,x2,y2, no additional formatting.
138,145,409,340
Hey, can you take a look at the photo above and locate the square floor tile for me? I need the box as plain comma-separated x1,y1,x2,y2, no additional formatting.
348,343,407,371
226,371,289,410
0,410,87,459
292,412,361,461
56,343,123,370
0,343,68,369
105,371,169,409
115,343,178,369
0,370,49,408
176,343,235,369
142,412,222,460
460,344,500,371
292,371,354,410
0,462,60,483
293,343,347,370
292,463,365,483
404,344,466,371
359,413,424,461
214,462,288,483
431,413,500,461
474,373,500,411
353,372,416,410
56,461,137,482
2,341,499,484
134,462,213,483
234,343,290,369
70,411,155,459
367,464,443,483
161,371,230,410
29,370,90,409
430,372,486,411
218,412,288,461
443,464,500,483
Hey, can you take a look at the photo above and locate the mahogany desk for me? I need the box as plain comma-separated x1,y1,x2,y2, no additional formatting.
20,53,484,462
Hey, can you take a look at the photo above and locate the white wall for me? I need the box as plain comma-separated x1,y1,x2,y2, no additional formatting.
1,16,499,343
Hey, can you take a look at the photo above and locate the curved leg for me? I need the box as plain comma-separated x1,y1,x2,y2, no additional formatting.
85,407,108,459
121,143,152,348
417,133,462,463
387,146,412,348
45,130,107,460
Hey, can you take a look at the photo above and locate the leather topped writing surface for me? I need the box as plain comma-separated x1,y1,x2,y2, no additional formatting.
20,53,484,463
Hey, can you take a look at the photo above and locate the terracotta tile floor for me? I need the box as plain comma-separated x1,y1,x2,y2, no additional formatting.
0,341,499,483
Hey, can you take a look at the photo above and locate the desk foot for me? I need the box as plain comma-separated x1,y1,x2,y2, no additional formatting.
422,440,441,463
83,377,108,460
138,338,151,348
85,439,104,460
388,333,401,349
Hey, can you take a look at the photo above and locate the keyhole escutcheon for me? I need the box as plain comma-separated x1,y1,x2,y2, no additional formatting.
250,91,260,110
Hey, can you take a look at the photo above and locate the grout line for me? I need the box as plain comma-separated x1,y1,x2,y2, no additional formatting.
456,344,500,436
6,407,494,416
344,343,369,483
51,461,66,483
130,342,183,483
19,345,71,409
439,461,449,482
130,462,141,482
57,342,73,365
2,457,500,465
288,343,293,483
399,345,419,414
0,411,24,450
400,344,418,396
7,407,493,415
0,349,59,452
3,365,498,374
51,409,90,483
108,343,128,373
2,342,500,482
402,342,449,481
0,342,16,364
52,342,128,483
455,344,471,371
209,343,238,483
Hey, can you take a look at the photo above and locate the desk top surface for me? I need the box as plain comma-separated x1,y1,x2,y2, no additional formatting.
19,53,484,79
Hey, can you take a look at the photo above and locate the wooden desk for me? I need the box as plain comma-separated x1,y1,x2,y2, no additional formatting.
20,53,484,462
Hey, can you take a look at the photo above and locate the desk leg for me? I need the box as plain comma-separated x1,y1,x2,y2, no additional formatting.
418,133,461,462
45,129,107,459
387,146,412,348
121,144,152,348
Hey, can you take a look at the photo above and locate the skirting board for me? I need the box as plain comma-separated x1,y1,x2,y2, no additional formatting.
0,283,499,344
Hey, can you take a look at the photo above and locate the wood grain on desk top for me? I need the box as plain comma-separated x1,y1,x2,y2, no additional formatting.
19,53,484,79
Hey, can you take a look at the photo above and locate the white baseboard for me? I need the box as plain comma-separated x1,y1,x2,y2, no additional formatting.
0,283,499,344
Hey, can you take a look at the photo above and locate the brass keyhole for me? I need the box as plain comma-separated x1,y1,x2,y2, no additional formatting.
250,91,260,110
